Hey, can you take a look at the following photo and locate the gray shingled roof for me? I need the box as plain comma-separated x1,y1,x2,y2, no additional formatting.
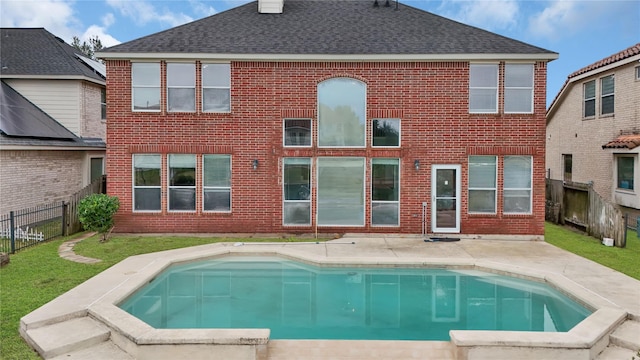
101,0,555,57
0,28,105,82
0,81,105,148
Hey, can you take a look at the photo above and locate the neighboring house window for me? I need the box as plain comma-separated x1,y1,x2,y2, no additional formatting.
372,119,400,147
90,157,104,182
504,64,534,113
100,88,106,120
617,156,635,190
283,158,311,225
168,154,196,211
283,119,312,147
131,63,160,111
468,156,497,213
600,75,614,115
371,158,400,226
203,155,231,212
317,157,365,226
202,63,231,112
469,64,498,113
636,66,640,80
167,63,195,112
583,80,596,118
503,155,532,214
563,154,572,182
133,154,161,211
318,78,366,147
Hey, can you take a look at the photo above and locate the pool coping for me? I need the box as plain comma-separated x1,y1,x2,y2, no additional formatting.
20,242,631,359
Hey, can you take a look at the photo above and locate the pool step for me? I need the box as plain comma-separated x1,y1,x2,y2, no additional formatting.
25,317,111,359
609,319,640,351
595,345,637,360
49,341,134,360
264,340,454,360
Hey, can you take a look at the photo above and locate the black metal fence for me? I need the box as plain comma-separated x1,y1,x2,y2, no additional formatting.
0,176,106,254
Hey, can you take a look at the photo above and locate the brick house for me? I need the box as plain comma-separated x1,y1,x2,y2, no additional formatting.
99,0,557,237
0,28,106,214
546,44,640,218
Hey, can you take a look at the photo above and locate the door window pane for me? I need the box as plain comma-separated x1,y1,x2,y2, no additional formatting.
318,78,366,147
371,158,399,226
203,155,231,211
133,154,161,211
317,157,364,226
283,158,311,225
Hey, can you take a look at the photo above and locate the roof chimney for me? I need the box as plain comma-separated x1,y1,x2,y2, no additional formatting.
258,0,284,14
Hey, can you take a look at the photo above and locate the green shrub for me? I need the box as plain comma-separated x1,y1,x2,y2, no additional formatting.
78,194,120,242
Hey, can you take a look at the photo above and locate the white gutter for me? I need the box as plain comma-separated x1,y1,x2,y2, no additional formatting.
97,52,559,62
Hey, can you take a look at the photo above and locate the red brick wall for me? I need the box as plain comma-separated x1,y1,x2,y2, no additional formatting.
106,60,547,235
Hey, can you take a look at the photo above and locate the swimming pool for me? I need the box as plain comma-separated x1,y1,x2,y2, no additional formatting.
119,255,591,340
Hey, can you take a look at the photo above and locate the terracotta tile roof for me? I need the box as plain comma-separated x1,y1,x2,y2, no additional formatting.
602,134,640,150
569,43,640,78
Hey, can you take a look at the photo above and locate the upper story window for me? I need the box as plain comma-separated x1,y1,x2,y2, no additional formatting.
600,75,614,115
469,64,498,113
284,119,312,147
317,78,366,147
372,119,400,147
100,88,106,120
563,154,572,182
583,80,596,118
202,63,231,112
167,63,195,112
131,63,160,112
504,64,534,113
636,66,640,80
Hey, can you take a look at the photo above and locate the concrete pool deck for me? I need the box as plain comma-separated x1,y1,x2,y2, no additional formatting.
21,234,640,359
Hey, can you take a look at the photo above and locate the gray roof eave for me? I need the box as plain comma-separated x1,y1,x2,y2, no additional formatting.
0,74,106,86
97,52,559,62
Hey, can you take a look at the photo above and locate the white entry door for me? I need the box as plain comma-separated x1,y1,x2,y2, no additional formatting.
431,165,461,233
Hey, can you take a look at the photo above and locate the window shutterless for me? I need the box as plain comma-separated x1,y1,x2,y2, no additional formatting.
167,63,196,112
504,64,534,113
133,154,161,211
283,158,311,225
202,63,231,112
203,155,232,212
583,80,596,118
468,156,497,213
469,64,498,113
503,155,532,214
168,154,196,211
131,63,161,111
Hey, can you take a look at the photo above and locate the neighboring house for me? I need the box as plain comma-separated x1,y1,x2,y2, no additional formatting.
0,28,107,214
98,0,557,236
546,43,640,215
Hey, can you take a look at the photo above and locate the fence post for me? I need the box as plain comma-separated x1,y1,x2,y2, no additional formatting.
9,211,15,254
62,202,68,236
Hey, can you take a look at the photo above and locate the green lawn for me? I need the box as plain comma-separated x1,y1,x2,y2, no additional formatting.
545,222,640,280
1,227,638,359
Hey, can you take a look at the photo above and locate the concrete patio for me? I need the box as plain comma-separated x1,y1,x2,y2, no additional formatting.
20,234,640,359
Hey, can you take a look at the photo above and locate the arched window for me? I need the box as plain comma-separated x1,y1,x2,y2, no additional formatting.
317,78,366,147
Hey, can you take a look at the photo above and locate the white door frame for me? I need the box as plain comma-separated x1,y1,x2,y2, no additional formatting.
431,164,461,233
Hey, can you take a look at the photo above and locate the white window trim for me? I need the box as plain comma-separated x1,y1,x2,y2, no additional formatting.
167,154,196,213
371,118,401,148
131,63,161,113
283,118,313,148
166,63,196,113
132,154,162,213
371,158,400,227
317,78,367,149
504,64,534,114
600,74,614,116
201,63,231,113
469,63,498,114
503,155,533,215
468,155,497,214
615,154,636,193
282,157,312,226
202,155,232,213
583,80,596,118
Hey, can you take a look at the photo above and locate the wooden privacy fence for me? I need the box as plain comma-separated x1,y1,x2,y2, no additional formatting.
64,175,106,235
545,178,626,247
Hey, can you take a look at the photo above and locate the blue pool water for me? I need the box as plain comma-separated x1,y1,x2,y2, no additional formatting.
119,256,591,340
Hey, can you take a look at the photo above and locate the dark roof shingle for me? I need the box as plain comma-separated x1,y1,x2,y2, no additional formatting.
102,0,555,57
0,28,105,82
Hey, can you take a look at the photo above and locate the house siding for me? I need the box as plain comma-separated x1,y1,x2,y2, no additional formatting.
81,82,107,139
4,79,82,136
107,60,547,235
546,62,640,207
0,150,85,214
